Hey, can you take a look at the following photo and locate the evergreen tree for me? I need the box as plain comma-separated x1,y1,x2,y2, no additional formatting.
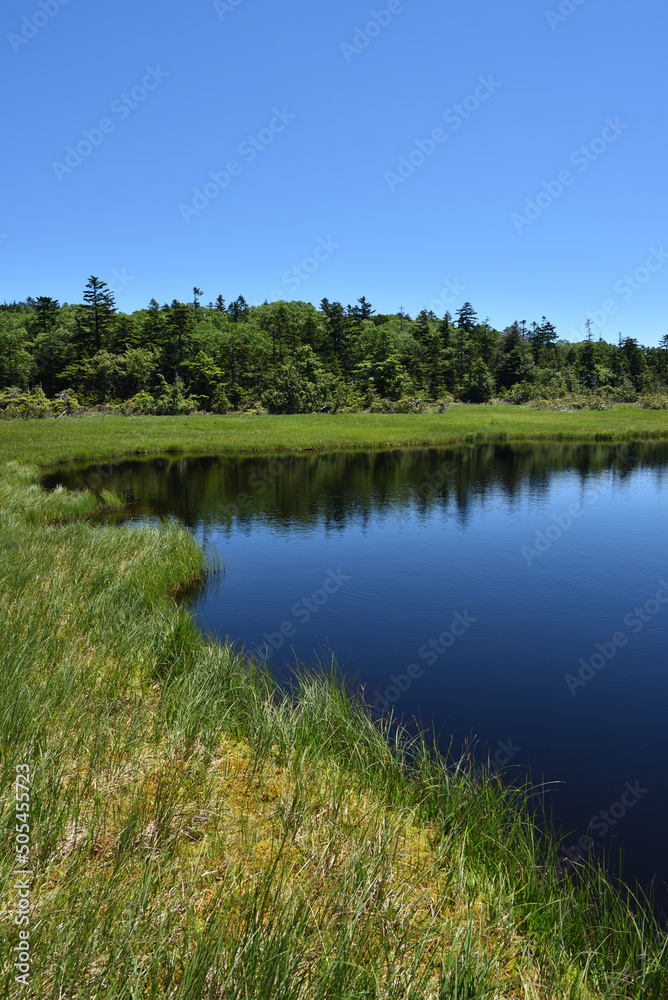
453,303,478,384
456,302,478,333
529,322,543,362
144,299,164,348
228,296,250,323
354,296,375,320
494,323,535,390
619,337,648,391
460,358,495,403
192,286,203,319
576,340,598,388
78,276,116,353
320,299,349,368
439,311,452,347
33,296,59,335
167,300,195,371
541,317,558,350
417,320,446,397
413,309,431,342
480,316,491,364
109,314,140,353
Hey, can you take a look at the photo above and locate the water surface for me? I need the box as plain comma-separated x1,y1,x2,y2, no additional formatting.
46,442,668,903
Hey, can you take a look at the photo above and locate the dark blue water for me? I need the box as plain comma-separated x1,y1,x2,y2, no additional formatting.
46,443,668,904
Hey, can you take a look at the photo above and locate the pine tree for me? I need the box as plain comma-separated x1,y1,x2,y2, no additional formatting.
78,276,116,353
418,320,445,397
541,317,557,350
167,300,195,371
320,299,349,369
355,296,375,320
34,296,59,335
439,312,452,347
456,302,478,333
144,299,164,347
228,296,249,323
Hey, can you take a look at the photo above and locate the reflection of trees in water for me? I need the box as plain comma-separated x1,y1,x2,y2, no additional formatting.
44,441,668,532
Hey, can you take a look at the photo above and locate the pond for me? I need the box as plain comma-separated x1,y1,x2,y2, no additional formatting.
45,442,668,905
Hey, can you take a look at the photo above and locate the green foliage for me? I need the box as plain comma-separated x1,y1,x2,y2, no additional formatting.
494,323,535,390
262,345,335,414
0,313,35,388
0,283,666,415
460,358,495,403
0,386,52,419
121,390,159,415
76,275,116,353
151,375,202,415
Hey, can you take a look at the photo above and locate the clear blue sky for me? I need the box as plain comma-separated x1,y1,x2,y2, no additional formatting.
2,0,666,344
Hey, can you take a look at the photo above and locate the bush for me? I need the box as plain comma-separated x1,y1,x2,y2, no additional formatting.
0,387,53,419
121,391,157,415
0,387,81,418
638,393,668,410
151,376,202,415
210,386,231,414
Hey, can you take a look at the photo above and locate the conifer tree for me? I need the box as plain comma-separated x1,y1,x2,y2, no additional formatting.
78,276,116,353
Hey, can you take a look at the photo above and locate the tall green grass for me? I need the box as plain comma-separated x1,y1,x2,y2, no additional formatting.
1,406,668,468
0,463,666,998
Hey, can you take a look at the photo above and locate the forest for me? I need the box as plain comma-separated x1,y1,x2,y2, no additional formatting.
1,276,667,417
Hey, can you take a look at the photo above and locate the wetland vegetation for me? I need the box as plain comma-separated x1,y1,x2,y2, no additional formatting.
2,427,668,996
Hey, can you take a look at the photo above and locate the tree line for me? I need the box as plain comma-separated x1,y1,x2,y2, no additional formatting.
1,276,667,415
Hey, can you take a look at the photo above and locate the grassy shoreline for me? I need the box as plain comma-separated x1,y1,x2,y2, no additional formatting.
1,423,668,996
1,405,668,467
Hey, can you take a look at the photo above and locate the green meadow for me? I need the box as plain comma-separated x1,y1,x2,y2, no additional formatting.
1,406,668,468
1,414,667,998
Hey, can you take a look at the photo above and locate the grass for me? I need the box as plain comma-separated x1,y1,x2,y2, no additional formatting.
1,461,667,998
1,405,668,467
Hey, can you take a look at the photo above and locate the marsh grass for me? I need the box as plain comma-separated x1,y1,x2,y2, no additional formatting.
0,463,667,998
1,406,668,468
